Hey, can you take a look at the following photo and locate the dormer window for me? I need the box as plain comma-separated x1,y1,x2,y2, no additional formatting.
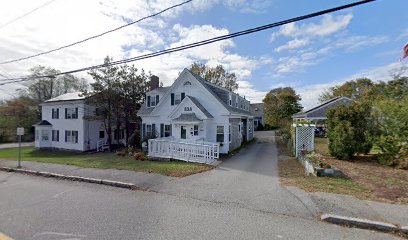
183,81,192,86
147,95,159,107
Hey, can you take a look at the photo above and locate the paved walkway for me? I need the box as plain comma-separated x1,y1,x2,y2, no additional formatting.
0,131,406,227
0,142,34,149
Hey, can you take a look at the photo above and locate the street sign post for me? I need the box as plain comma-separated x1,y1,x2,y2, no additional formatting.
16,127,24,168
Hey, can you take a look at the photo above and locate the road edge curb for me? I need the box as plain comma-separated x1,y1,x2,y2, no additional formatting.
0,166,141,190
321,213,408,234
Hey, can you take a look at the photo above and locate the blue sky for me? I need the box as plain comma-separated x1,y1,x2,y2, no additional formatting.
0,0,407,108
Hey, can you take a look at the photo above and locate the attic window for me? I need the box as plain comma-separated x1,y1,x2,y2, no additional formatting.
184,81,192,86
255,107,259,111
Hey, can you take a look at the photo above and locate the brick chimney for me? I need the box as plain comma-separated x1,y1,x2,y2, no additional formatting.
150,75,159,91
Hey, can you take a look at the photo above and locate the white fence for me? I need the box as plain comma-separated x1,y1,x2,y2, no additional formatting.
148,138,219,164
293,124,315,157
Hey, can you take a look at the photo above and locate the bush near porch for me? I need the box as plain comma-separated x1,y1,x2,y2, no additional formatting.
0,147,212,177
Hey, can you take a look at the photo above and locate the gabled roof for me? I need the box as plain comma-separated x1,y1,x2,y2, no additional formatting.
43,92,86,103
187,96,213,118
250,103,264,117
189,70,251,115
172,113,201,123
292,96,353,119
138,68,252,117
34,120,52,126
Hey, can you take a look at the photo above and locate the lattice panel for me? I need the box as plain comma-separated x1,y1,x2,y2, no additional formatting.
295,126,315,157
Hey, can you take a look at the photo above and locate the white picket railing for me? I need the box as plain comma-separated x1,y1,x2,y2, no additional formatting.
148,138,219,164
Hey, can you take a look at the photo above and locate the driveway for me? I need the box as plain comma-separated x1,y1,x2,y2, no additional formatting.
0,142,34,149
152,131,316,219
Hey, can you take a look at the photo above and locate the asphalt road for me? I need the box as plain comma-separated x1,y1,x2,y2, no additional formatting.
0,132,401,240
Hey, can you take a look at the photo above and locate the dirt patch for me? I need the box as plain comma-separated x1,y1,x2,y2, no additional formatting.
322,155,408,204
278,154,408,204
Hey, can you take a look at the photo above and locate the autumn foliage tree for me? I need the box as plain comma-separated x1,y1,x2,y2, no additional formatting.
189,62,238,92
263,87,302,128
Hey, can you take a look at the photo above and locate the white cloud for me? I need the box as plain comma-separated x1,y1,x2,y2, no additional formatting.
296,61,408,109
235,80,267,103
335,35,389,52
274,38,310,52
273,14,353,39
0,0,268,101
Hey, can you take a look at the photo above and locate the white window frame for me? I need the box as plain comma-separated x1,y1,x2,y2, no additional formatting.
174,93,181,105
41,130,49,141
146,125,152,138
52,130,59,142
193,125,199,136
164,125,171,137
216,126,224,143
65,130,78,143
150,96,156,107
41,129,50,141
66,108,78,119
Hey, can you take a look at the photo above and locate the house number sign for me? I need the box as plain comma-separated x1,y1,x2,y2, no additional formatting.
184,107,192,111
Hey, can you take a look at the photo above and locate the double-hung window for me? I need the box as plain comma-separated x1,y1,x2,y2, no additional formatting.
174,93,181,105
193,125,199,136
216,126,224,143
164,125,171,137
52,130,59,141
52,108,59,119
65,107,78,119
65,130,78,143
146,125,152,138
41,130,49,141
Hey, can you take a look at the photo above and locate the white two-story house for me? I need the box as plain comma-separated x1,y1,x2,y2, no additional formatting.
137,68,254,154
34,92,125,151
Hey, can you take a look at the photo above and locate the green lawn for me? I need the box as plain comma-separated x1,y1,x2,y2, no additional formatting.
0,147,213,177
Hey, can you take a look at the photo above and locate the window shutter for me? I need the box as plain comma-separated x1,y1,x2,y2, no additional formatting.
152,124,156,137
142,124,146,139
147,96,151,107
56,108,59,119
65,108,67,119
160,124,164,138
57,130,59,141
171,93,174,105
181,92,185,101
156,95,159,105
65,131,68,142
75,108,78,119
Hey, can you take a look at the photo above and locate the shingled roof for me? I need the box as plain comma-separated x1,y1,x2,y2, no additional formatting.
292,96,353,120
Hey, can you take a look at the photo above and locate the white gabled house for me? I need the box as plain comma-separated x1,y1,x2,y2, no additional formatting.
137,68,254,161
34,92,126,152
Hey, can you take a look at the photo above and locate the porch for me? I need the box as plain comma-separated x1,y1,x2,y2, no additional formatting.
148,137,219,165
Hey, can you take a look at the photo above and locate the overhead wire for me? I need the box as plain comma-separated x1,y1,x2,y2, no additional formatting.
0,0,376,87
0,0,57,30
0,0,193,65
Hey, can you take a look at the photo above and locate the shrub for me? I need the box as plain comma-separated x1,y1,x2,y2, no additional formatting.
373,96,408,168
133,152,146,161
128,130,141,148
326,102,373,160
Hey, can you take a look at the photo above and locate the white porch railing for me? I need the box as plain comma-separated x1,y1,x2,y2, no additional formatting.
97,139,109,152
148,138,219,164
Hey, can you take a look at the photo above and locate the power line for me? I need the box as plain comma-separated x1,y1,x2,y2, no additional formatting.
0,0,57,30
0,0,376,87
0,0,193,65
